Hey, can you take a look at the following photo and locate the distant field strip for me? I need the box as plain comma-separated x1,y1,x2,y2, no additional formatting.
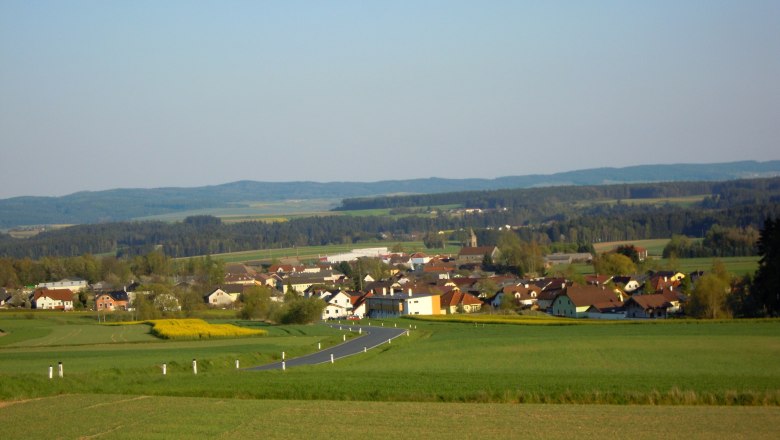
0,395,778,439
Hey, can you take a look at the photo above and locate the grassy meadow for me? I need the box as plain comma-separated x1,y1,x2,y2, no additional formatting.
1,394,778,439
1,313,778,438
1,314,778,405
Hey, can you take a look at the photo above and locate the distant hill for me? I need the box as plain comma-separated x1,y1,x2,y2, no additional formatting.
1,160,778,229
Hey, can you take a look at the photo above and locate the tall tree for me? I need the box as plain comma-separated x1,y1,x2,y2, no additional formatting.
752,218,780,316
687,260,733,319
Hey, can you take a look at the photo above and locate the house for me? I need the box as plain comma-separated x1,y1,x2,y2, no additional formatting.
410,252,431,266
544,253,593,267
551,284,624,318
422,258,457,277
350,292,373,318
503,284,542,308
366,290,441,318
283,272,341,293
623,293,673,319
204,287,240,307
585,302,626,320
224,273,259,285
321,290,354,320
33,289,75,310
36,278,88,293
95,291,130,311
256,273,283,290
457,246,500,264
612,275,646,293
0,289,12,308
440,290,483,314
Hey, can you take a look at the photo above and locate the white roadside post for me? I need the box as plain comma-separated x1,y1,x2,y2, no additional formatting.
48,365,53,379
282,351,285,360
282,361,286,371
57,361,63,378
192,358,198,375
318,342,321,350
162,363,167,375
343,334,346,342
363,347,367,353
359,328,362,334
235,359,240,369
330,354,334,364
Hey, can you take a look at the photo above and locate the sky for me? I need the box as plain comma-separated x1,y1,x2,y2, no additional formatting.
1,1,778,199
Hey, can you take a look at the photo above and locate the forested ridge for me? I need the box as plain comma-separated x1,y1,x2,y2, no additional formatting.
2,160,778,228
1,177,779,259
336,178,780,211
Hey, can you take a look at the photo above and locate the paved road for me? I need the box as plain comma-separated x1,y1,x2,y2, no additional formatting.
246,324,408,371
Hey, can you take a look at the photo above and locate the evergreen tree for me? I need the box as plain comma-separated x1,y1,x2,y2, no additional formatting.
752,218,780,316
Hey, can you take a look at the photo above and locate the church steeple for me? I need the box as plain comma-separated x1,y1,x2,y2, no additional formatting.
468,228,478,247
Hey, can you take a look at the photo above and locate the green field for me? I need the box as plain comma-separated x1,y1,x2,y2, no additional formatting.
1,394,778,439
593,238,672,256
1,314,778,438
551,255,759,278
1,315,778,405
655,256,761,277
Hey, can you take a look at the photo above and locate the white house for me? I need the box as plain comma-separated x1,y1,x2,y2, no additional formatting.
204,288,239,307
366,291,442,318
33,289,74,310
321,291,354,319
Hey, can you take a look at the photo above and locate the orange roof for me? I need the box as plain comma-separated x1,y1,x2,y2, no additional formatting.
440,291,483,307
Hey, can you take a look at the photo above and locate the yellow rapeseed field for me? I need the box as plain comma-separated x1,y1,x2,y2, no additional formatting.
107,319,267,339
148,319,267,339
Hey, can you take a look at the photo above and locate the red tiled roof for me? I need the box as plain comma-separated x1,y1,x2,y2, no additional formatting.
34,288,73,302
458,246,497,256
564,284,622,307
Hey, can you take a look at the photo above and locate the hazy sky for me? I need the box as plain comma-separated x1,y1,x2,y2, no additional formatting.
1,1,778,199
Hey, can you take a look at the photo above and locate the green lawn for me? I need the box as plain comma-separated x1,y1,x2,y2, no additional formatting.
1,394,778,439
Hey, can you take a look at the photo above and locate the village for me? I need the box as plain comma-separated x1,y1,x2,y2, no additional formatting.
11,234,689,322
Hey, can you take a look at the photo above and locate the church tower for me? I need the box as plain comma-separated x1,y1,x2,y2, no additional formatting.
468,228,478,247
